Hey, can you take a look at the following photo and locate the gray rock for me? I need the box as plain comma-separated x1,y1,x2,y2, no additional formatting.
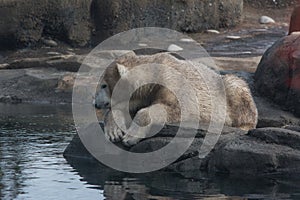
208,135,300,175
0,63,9,69
206,30,220,34
201,127,300,175
6,53,84,72
226,35,241,40
259,16,275,24
0,68,73,104
64,122,300,176
46,52,62,56
167,44,183,52
248,128,300,150
42,38,58,47
0,95,22,103
255,96,300,128
284,125,300,132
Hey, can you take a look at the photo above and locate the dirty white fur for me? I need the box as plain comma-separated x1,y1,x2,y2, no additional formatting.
95,52,258,146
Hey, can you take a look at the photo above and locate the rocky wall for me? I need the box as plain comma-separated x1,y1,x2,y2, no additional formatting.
0,0,243,48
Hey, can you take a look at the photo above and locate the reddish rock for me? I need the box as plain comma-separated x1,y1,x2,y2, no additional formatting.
289,6,300,35
254,34,300,116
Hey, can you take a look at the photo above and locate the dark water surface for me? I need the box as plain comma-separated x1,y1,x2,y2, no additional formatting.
1,103,300,200
0,103,101,199
203,27,287,58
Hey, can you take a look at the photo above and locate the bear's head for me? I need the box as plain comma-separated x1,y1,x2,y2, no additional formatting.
94,62,130,110
94,52,169,113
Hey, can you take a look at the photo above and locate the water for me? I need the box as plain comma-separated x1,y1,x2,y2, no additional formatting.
1,103,300,200
204,27,287,58
0,103,102,200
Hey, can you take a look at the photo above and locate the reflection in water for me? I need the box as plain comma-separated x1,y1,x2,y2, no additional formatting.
1,103,300,200
66,155,300,200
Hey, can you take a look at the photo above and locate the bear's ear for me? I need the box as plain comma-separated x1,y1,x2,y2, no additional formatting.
117,63,128,77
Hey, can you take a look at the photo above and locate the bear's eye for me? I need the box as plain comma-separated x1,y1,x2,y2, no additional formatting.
101,84,107,89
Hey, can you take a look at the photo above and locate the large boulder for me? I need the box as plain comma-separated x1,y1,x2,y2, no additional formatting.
254,33,300,117
208,128,300,175
64,123,300,176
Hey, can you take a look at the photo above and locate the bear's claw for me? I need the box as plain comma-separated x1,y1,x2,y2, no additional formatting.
104,123,124,142
122,134,141,146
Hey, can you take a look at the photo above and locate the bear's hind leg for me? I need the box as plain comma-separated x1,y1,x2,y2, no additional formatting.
224,74,258,130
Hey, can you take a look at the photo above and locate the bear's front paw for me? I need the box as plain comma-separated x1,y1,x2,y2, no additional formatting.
122,133,141,147
121,122,146,146
104,114,125,142
104,123,124,142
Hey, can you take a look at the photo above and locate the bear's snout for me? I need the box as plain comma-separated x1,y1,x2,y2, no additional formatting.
94,100,110,109
94,88,111,109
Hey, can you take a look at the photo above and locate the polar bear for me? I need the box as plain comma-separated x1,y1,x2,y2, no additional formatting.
95,52,258,146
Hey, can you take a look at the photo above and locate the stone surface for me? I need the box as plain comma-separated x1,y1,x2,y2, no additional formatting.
5,54,85,72
248,128,300,150
41,38,58,47
259,16,275,24
214,56,261,73
208,134,300,175
254,96,300,128
284,125,300,132
64,123,300,176
0,95,22,103
0,68,73,104
254,34,300,117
